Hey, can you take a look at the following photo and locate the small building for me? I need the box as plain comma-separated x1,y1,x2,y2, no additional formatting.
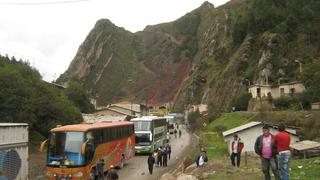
82,114,129,123
249,82,305,99
222,121,300,154
311,102,320,110
290,140,320,158
96,102,148,117
0,123,28,180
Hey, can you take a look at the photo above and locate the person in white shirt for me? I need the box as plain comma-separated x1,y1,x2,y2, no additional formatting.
196,151,208,167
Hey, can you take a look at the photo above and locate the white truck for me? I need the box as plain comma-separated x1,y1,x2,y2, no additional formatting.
0,123,28,180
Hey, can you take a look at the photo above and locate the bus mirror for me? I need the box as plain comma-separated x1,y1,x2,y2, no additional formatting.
149,134,152,142
39,139,48,153
81,143,87,155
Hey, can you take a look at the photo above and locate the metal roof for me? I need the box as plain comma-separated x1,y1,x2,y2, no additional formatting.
131,116,165,121
0,123,28,127
51,121,133,132
290,140,320,151
222,121,262,137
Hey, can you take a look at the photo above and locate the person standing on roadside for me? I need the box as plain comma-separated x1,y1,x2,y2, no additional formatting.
157,147,163,167
273,123,291,180
165,143,172,160
162,147,168,167
174,129,177,138
97,159,105,180
230,134,244,167
147,153,155,174
255,125,280,180
179,129,182,138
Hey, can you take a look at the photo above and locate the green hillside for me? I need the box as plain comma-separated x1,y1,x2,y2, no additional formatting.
58,0,320,113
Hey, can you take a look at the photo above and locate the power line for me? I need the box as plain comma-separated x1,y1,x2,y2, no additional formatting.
0,48,65,67
0,0,90,6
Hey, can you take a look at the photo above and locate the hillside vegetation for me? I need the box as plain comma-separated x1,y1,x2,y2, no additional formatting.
0,55,87,140
58,0,320,114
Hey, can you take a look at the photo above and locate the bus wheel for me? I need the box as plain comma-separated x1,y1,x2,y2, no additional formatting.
89,169,96,180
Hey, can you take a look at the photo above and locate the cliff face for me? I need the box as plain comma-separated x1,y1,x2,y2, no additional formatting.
58,0,320,111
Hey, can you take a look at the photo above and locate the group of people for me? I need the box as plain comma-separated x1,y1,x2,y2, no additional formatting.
229,123,291,180
147,143,172,175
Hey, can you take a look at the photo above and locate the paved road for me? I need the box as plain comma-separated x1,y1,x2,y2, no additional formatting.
117,125,190,180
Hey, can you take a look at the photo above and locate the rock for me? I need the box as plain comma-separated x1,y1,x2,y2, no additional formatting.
185,163,197,173
160,173,176,180
177,174,198,180
313,159,320,165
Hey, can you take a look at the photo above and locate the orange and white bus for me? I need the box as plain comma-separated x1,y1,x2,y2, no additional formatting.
40,121,135,179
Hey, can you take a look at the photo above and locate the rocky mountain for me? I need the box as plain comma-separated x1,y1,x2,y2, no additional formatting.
58,0,320,112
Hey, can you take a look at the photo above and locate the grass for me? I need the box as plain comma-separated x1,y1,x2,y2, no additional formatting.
201,112,251,159
290,156,320,179
199,112,320,179
205,112,250,132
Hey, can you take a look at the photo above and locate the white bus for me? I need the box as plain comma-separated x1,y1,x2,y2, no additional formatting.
165,115,175,134
131,116,167,154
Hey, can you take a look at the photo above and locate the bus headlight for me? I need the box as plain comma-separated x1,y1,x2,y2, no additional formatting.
73,172,83,177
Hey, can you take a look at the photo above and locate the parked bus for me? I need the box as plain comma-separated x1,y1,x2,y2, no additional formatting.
131,116,167,154
165,115,175,134
40,121,135,179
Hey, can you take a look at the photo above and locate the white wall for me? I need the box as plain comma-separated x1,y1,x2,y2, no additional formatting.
224,125,299,154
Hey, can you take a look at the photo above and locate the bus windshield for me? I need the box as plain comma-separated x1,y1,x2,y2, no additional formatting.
135,133,151,146
47,131,85,167
133,121,151,131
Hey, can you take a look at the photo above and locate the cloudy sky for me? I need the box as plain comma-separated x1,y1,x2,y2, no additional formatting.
0,0,229,81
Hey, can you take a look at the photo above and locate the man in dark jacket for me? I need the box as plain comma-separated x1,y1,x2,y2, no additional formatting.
147,153,155,174
254,125,280,180
97,159,105,180
196,151,208,167
165,143,172,160
230,134,244,167
162,148,168,167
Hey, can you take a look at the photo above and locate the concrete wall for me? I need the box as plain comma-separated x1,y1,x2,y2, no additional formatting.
311,103,320,110
249,83,305,99
224,125,300,154
279,83,305,96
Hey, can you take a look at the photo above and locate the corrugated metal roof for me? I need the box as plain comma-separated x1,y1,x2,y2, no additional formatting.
290,140,320,151
51,121,133,132
131,116,165,121
222,121,261,137
0,123,28,127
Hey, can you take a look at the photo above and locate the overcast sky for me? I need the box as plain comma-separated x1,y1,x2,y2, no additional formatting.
0,0,229,81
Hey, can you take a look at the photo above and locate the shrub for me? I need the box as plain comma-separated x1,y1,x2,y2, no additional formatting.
231,92,252,111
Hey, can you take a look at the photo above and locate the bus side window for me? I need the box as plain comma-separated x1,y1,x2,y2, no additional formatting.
103,129,107,142
112,128,116,141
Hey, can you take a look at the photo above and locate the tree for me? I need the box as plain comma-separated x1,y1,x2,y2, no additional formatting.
0,55,83,137
65,80,95,113
301,59,320,102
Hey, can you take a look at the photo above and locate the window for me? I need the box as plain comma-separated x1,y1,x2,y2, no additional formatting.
280,88,285,97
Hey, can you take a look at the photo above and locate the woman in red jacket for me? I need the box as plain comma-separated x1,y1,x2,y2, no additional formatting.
230,134,244,167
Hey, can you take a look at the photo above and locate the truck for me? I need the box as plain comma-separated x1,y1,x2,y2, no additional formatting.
0,123,29,180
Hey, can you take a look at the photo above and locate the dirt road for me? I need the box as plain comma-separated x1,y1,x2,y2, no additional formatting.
117,125,190,180
29,125,190,179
